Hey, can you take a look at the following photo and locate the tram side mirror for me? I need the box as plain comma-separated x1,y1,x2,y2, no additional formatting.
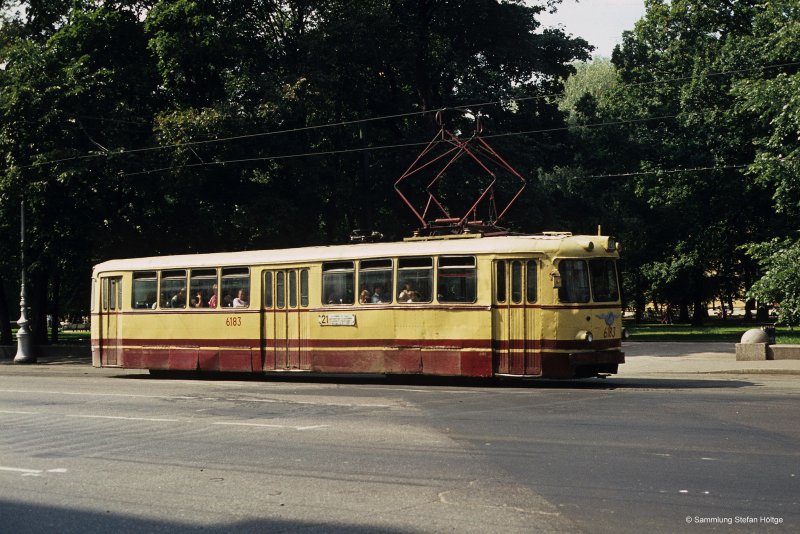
551,270,562,288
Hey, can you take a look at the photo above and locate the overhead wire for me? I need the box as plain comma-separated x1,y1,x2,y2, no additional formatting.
122,114,751,179
2,60,798,176
584,163,751,180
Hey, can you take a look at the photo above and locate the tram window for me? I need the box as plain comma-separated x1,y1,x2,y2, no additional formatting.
160,270,187,308
102,278,108,311
222,267,250,308
496,262,506,302
526,261,538,303
132,271,157,309
276,271,285,309
109,279,115,310
558,260,590,303
264,271,273,309
300,269,309,307
590,259,620,302
397,257,432,303
511,261,523,304
189,269,216,309
103,277,123,311
91,278,97,312
359,259,392,304
108,278,122,310
322,261,354,305
438,256,476,303
289,271,298,308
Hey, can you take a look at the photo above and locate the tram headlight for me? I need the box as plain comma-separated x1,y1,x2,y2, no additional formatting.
576,330,593,343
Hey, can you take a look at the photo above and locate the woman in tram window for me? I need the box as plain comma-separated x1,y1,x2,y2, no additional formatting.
398,281,417,302
232,288,248,308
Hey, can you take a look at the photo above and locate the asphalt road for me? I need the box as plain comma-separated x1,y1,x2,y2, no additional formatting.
0,362,797,533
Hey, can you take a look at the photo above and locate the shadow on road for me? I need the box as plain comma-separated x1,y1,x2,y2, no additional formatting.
113,370,755,390
0,499,410,534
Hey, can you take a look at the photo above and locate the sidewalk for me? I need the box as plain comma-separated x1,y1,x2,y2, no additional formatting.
620,341,800,376
3,342,800,376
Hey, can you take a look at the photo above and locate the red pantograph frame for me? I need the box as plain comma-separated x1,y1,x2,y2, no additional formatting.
394,110,526,235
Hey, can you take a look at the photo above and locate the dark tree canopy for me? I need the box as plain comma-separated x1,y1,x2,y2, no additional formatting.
1,0,798,340
0,0,590,340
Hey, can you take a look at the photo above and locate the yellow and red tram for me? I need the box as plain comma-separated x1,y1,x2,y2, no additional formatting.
91,232,624,379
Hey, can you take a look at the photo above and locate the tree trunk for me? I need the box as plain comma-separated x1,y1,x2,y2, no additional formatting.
744,298,755,322
32,270,49,346
691,297,705,326
634,292,645,324
0,277,12,346
50,273,60,344
678,300,690,323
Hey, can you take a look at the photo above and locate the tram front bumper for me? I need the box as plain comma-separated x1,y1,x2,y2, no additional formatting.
542,349,625,378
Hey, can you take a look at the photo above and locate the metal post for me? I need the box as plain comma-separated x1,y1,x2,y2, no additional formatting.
14,201,35,364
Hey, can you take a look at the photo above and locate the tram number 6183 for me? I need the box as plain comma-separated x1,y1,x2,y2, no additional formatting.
225,316,242,327
603,326,616,338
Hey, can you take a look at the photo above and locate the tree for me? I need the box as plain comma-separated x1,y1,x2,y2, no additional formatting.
604,0,779,324
0,3,159,341
746,239,800,326
730,0,800,322
1,0,593,341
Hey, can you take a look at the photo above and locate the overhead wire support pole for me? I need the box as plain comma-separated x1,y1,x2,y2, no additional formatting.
14,200,36,364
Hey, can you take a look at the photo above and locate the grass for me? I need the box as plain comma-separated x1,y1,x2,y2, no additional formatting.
8,330,90,345
625,320,800,343
11,324,800,345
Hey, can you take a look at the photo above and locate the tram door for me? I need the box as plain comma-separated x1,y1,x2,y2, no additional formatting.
493,260,539,375
263,269,309,370
99,276,123,366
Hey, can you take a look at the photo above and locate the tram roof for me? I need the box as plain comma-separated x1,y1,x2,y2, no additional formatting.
93,233,618,274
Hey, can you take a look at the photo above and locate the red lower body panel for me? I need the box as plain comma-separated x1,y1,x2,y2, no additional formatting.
94,340,622,379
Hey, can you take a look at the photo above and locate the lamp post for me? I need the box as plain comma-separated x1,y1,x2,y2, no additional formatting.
14,201,35,364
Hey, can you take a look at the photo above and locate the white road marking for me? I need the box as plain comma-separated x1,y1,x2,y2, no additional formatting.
0,410,38,415
213,422,329,431
0,389,392,408
0,388,198,400
213,422,286,428
0,466,67,477
0,466,41,474
65,414,181,422
1,409,335,431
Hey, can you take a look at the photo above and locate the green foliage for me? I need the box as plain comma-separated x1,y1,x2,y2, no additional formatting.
2,0,798,338
746,239,800,326
558,58,618,121
0,0,592,327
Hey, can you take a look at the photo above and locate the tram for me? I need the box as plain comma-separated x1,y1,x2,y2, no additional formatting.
91,231,624,379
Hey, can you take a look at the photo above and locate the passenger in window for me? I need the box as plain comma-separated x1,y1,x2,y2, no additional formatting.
191,290,205,308
208,284,218,308
170,288,186,308
371,286,386,303
233,288,248,308
398,282,417,303
359,289,370,304
222,292,233,308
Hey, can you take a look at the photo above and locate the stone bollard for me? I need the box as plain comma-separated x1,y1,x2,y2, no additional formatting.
735,328,770,361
